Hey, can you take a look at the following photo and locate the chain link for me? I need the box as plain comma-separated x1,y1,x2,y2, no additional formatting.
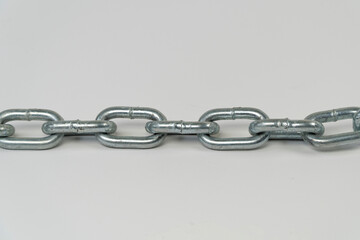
302,107,360,149
0,109,64,150
0,106,360,150
198,107,270,150
249,118,324,140
145,121,219,135
42,120,117,135
95,107,167,149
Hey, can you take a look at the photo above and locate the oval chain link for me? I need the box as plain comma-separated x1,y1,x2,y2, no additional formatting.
302,107,360,149
145,121,220,135
95,107,167,149
42,120,117,135
198,107,270,150
0,109,64,150
249,118,325,140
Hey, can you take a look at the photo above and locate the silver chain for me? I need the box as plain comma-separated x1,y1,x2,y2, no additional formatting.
0,106,360,150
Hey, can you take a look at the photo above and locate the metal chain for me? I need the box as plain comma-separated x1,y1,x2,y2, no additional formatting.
0,106,360,150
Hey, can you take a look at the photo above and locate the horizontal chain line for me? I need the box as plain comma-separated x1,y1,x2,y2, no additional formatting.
0,106,359,150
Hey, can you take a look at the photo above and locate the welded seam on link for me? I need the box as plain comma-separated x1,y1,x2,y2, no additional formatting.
249,118,325,140
331,109,338,122
145,121,220,135
42,120,117,135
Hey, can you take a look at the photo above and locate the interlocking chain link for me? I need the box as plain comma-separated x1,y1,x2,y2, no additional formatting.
42,120,117,135
249,119,324,140
0,106,360,150
0,109,64,150
198,107,270,150
302,107,360,148
146,121,220,135
95,107,167,149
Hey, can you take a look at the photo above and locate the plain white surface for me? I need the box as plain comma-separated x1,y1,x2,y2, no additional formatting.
1,0,360,239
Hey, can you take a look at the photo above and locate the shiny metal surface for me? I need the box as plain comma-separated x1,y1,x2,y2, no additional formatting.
355,110,360,131
42,120,117,135
0,109,64,150
249,118,325,140
145,121,219,135
302,107,360,149
95,107,167,149
0,124,15,137
198,107,269,150
0,106,359,150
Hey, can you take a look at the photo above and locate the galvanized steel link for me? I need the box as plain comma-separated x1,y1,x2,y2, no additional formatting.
0,109,64,150
95,106,167,149
42,120,117,135
302,107,360,149
249,118,325,140
145,121,220,135
198,107,270,150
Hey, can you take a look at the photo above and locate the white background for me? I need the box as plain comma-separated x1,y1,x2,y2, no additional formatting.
1,0,360,239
